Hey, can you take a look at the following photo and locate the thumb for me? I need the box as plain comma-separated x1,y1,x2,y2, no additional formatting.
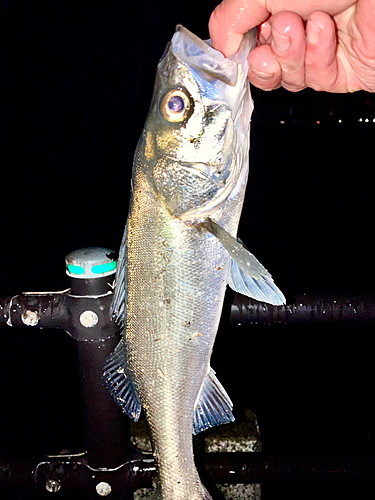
209,0,269,56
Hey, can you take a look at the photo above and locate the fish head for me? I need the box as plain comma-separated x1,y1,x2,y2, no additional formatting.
139,26,256,220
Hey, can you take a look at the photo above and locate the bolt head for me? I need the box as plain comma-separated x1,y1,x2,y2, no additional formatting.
96,481,112,496
21,310,39,326
45,479,61,493
79,310,99,328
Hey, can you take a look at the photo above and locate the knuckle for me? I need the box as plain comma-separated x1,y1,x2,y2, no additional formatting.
354,37,375,68
305,69,339,92
278,64,306,90
282,81,307,92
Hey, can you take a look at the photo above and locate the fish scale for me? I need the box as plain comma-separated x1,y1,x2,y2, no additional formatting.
104,25,285,499
127,179,228,499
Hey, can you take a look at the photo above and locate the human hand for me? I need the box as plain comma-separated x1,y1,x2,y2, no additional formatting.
209,0,375,92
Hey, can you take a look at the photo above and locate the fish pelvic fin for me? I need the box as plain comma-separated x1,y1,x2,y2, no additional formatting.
202,219,286,306
103,339,142,421
193,368,235,435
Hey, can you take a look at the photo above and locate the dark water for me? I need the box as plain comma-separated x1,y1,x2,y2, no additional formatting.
1,2,375,499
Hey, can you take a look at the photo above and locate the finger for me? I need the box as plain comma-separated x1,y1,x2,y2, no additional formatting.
348,0,375,90
270,11,307,91
354,0,375,56
248,44,282,90
209,0,268,56
305,11,340,91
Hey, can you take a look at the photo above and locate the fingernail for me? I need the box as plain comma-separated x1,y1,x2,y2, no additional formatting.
249,64,275,81
307,20,321,45
273,31,291,52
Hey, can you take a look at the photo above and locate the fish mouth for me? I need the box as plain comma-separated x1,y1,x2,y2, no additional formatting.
172,25,239,87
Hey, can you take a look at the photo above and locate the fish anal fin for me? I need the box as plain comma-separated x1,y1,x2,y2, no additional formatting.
103,340,142,421
193,368,234,435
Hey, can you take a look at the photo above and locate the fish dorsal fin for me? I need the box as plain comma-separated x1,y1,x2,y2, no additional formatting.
103,340,142,421
203,219,286,306
193,367,234,435
110,222,128,328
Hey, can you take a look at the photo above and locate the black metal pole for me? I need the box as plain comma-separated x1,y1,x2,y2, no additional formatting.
230,293,375,324
76,336,132,469
2,451,375,493
63,248,136,472
4,292,375,328
204,451,375,483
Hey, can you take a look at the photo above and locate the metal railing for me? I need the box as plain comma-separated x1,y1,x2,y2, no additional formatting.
1,247,375,498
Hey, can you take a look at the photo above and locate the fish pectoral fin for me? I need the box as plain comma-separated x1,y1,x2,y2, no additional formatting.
193,367,234,435
103,340,142,421
229,259,286,306
203,219,286,306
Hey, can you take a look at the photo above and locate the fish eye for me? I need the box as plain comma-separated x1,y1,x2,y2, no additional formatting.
160,89,192,123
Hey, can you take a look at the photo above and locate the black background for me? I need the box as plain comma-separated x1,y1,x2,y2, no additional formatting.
1,1,375,499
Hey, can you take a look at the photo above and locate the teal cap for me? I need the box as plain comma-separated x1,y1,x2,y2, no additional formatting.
65,247,117,279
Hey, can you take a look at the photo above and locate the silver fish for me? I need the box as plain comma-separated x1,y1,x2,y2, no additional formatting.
104,25,285,499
